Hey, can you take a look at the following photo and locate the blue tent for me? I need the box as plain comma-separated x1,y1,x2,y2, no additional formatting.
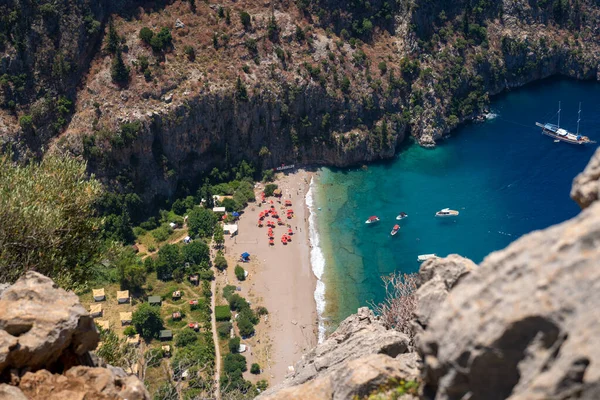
232,212,240,217
241,252,250,259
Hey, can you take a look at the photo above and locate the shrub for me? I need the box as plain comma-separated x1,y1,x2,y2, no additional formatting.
262,169,274,182
295,25,305,42
228,336,240,353
372,272,418,339
256,380,269,391
340,76,351,93
175,329,198,347
172,267,184,283
218,322,232,338
150,27,172,52
239,11,251,29
132,303,163,340
199,269,214,280
263,183,278,197
123,326,136,336
250,363,260,374
214,255,228,271
139,27,153,44
378,61,387,74
245,38,257,53
224,353,247,373
151,225,172,242
184,45,195,61
234,265,246,281
145,348,163,367
256,306,269,316
215,305,232,321
235,76,248,101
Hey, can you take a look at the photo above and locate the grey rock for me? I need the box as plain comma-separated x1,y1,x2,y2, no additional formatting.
414,254,476,330
0,271,99,375
419,199,600,400
261,307,411,398
571,147,600,209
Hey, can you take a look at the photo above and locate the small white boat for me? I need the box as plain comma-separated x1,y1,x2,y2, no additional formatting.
365,216,380,224
418,254,438,262
390,224,400,236
396,212,408,220
435,208,459,217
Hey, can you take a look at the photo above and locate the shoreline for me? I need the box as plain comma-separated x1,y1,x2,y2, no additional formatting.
221,168,318,386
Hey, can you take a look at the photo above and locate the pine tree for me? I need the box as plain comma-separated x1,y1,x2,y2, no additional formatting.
106,20,120,54
111,50,130,85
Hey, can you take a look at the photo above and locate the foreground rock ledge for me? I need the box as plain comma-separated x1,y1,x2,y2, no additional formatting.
0,272,149,400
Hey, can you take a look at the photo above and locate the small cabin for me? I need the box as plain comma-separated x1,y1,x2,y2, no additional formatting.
159,330,173,341
92,288,105,302
223,224,238,236
120,312,132,326
117,290,130,304
189,275,199,285
89,304,102,318
148,295,162,306
172,290,182,299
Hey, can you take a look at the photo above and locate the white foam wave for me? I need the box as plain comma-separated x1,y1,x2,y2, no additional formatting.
306,176,327,343
486,112,499,120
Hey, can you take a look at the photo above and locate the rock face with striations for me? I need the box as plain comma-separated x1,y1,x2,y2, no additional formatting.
260,307,417,399
418,147,600,399
0,272,149,399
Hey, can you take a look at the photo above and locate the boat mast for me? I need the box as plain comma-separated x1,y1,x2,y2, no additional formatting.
558,101,561,128
577,102,581,135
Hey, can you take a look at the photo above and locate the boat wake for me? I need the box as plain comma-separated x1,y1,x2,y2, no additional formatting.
306,177,327,344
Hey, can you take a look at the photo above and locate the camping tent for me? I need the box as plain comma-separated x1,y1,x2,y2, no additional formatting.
117,290,130,303
127,334,140,346
232,211,240,217
93,288,105,302
241,252,250,261
90,304,102,317
96,320,110,331
224,224,238,235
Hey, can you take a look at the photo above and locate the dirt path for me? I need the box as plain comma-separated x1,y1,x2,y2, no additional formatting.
210,247,221,399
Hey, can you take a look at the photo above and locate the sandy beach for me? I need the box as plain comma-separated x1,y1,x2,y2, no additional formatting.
220,169,318,385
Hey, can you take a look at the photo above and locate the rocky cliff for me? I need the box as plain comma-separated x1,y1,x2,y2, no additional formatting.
0,271,149,400
2,0,599,203
261,148,600,399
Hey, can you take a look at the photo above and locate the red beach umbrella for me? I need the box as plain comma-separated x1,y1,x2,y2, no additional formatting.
288,228,293,234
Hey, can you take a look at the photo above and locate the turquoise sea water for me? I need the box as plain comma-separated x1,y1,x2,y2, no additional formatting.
311,78,600,332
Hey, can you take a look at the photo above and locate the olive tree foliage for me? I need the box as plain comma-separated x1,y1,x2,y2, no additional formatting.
371,272,418,340
0,152,103,287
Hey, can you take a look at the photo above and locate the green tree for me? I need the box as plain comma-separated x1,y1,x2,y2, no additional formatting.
188,208,218,237
267,14,279,42
156,244,181,280
250,363,260,374
237,315,255,337
228,294,249,311
132,303,163,340
213,224,225,248
229,336,240,353
150,27,172,52
224,353,247,373
175,329,198,347
0,152,103,285
139,27,153,44
235,265,246,281
182,240,210,265
214,254,228,271
19,115,33,131
106,20,120,54
111,50,130,85
239,11,251,29
121,263,146,291
264,183,278,197
235,76,248,101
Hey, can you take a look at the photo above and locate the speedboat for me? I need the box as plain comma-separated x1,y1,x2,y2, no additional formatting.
435,208,459,217
396,212,408,220
418,254,437,262
365,216,380,224
390,224,400,236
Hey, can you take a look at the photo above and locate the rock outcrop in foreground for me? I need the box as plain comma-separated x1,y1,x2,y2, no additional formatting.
263,148,600,399
0,272,149,400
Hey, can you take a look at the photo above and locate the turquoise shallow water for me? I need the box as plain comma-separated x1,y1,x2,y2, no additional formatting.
311,78,600,330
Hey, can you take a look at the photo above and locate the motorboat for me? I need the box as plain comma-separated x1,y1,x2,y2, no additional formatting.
396,212,408,220
418,254,438,262
435,208,459,217
390,224,400,236
365,216,380,224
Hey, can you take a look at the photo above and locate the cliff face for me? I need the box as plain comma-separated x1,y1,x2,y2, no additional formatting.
1,0,599,201
0,272,149,400
262,148,600,399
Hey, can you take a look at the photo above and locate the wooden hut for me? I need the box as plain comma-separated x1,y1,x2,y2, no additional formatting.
172,290,182,299
148,295,162,306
